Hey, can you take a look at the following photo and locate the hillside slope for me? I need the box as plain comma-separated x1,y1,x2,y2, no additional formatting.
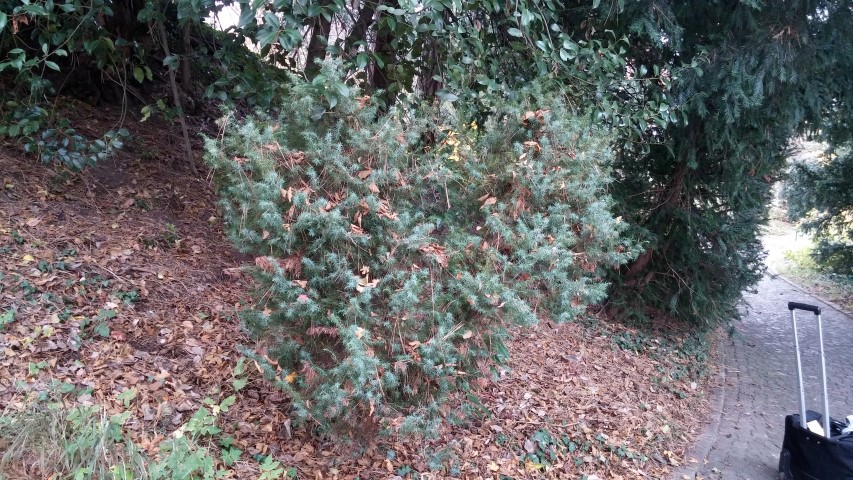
0,113,714,479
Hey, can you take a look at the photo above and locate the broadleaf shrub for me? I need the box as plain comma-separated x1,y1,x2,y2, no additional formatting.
785,145,853,274
206,67,633,436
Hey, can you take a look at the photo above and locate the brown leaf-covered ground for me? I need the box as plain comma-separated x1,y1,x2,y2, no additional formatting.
0,112,717,479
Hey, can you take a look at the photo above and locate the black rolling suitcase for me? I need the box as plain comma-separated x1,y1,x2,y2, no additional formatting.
778,302,853,480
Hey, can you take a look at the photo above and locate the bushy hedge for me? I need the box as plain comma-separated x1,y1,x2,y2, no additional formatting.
205,69,633,436
785,146,853,274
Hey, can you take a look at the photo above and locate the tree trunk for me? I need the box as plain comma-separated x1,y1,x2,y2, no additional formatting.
107,0,144,41
305,2,332,77
181,22,192,89
370,10,395,106
345,1,378,56
157,19,197,175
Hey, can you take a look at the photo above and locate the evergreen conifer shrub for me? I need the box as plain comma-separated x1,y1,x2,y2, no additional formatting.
205,70,633,436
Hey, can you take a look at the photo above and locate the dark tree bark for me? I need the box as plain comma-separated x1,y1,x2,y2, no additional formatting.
181,22,193,88
157,19,197,175
370,15,392,92
107,0,145,41
345,1,379,56
305,1,333,77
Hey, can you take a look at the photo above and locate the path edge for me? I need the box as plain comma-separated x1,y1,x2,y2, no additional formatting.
670,339,729,480
765,267,852,319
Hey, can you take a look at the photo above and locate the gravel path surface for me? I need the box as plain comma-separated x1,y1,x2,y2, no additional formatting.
678,275,853,480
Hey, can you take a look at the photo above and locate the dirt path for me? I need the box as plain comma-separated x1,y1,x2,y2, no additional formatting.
679,275,853,479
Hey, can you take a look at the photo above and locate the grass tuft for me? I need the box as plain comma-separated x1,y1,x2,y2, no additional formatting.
0,402,145,480
779,246,853,311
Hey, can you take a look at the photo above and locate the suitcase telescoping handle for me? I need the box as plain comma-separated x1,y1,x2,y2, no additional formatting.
788,301,830,437
788,302,821,315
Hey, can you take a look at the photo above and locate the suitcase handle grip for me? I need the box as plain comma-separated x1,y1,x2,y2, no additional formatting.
788,302,821,315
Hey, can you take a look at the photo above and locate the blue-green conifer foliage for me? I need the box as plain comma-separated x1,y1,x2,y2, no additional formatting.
205,71,633,435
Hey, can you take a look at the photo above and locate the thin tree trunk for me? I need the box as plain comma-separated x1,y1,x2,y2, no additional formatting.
419,38,441,99
345,1,378,56
371,11,392,92
157,20,197,175
305,2,332,77
181,22,192,89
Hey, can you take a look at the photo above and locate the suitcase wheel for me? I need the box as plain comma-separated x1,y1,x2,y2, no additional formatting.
778,448,792,480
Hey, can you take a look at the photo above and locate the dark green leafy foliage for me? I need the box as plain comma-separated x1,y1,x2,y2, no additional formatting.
1,0,670,167
0,0,142,168
782,1,853,275
0,0,291,169
786,146,853,273
205,66,632,435
595,0,853,325
4,0,850,329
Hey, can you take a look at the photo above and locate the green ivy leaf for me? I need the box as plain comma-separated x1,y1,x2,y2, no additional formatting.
258,457,285,480
20,4,48,16
163,54,179,70
109,465,134,480
232,376,248,391
332,81,349,97
0,309,14,330
257,27,280,49
94,321,110,337
233,357,246,376
507,27,523,37
74,468,91,480
221,447,242,466
117,387,138,407
45,60,60,71
237,5,257,28
521,9,534,26
133,66,145,83
140,105,154,122
28,361,47,376
436,90,459,102
0,12,7,33
219,395,237,411
356,52,368,70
